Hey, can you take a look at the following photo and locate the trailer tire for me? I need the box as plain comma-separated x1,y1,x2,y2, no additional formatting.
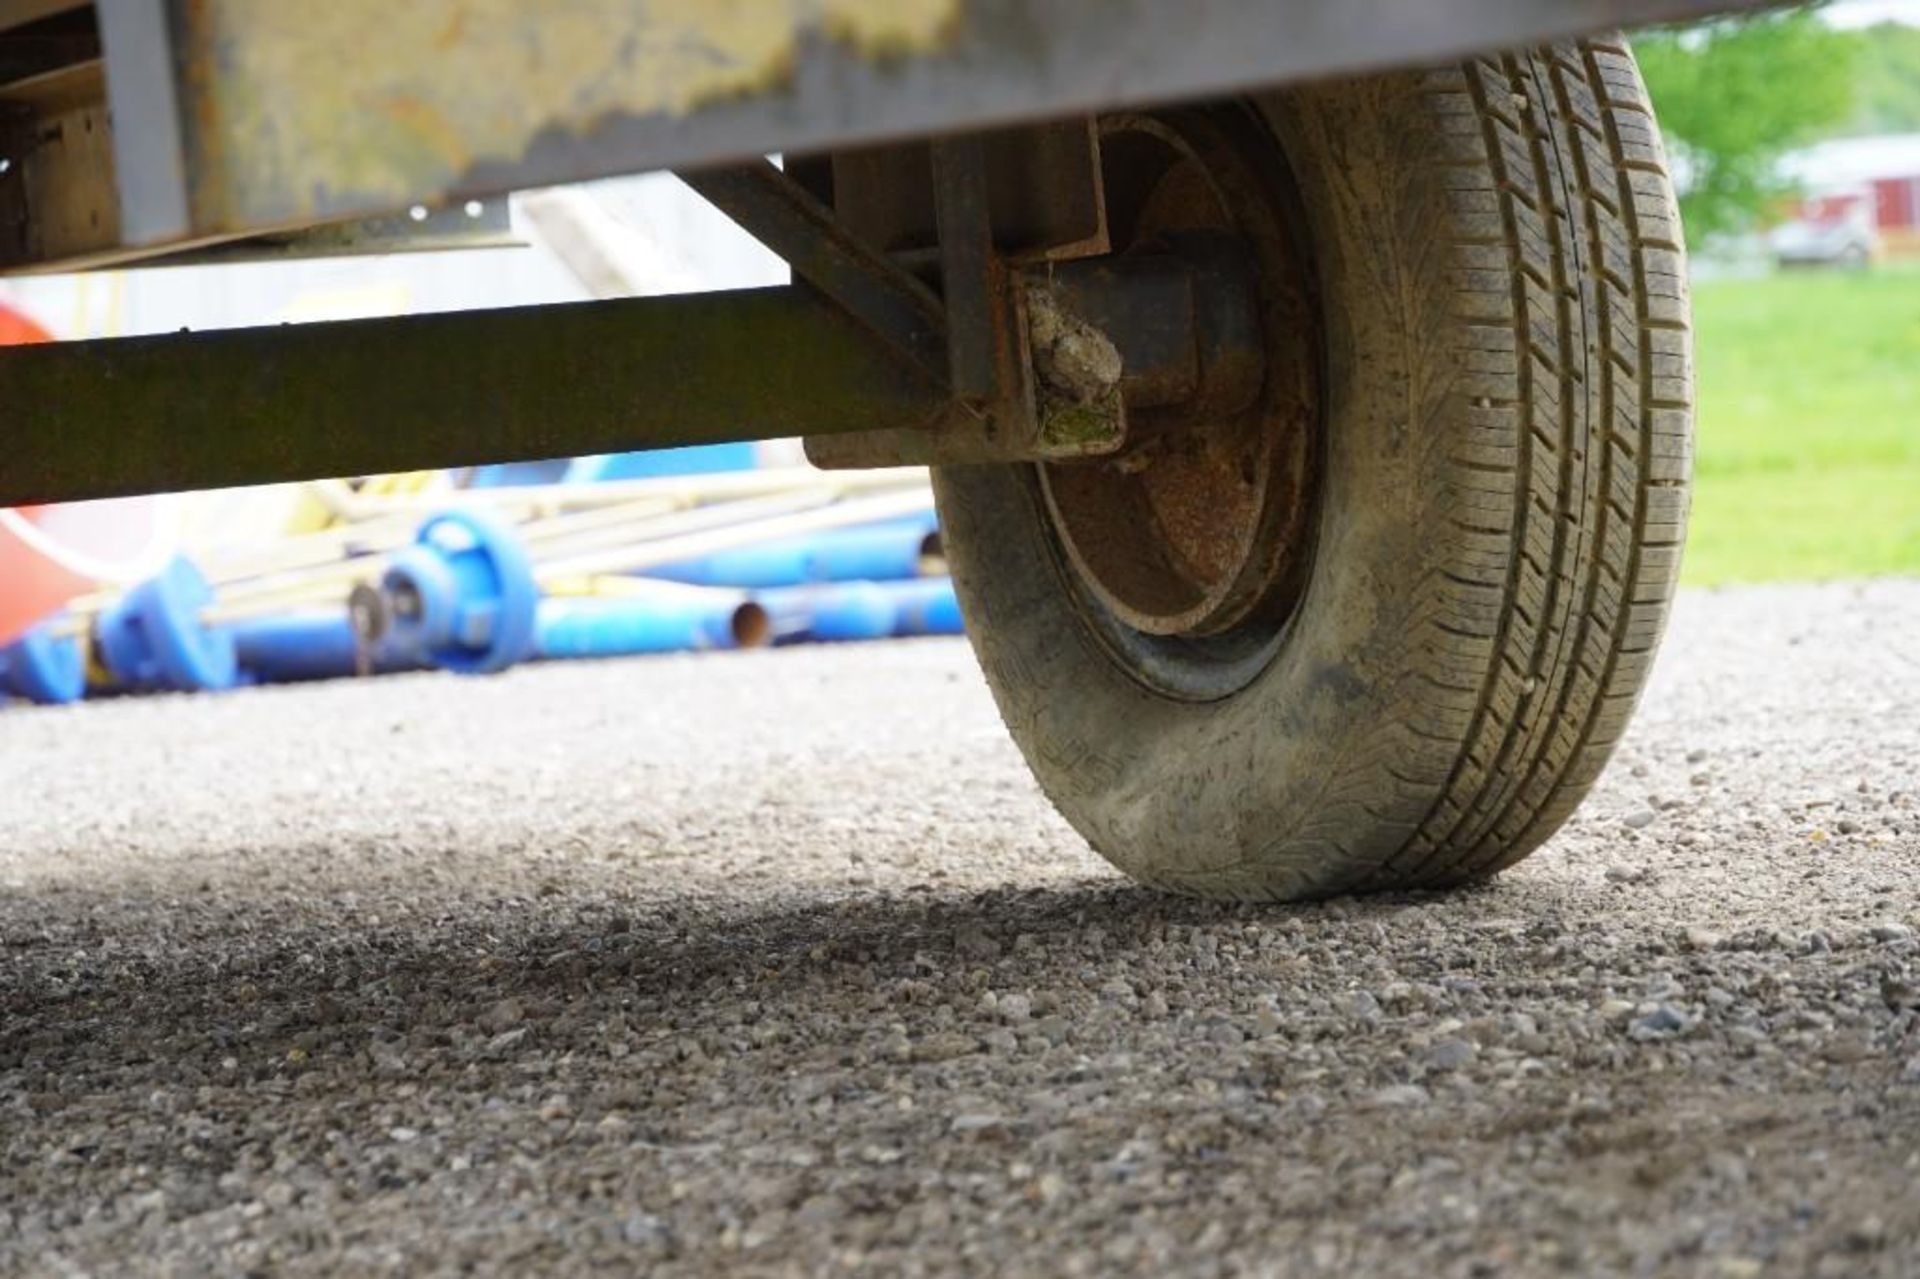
934,39,1692,899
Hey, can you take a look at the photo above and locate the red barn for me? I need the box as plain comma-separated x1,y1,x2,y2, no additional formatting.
1781,133,1920,258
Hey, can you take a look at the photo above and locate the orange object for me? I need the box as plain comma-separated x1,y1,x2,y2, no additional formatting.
0,304,51,347
0,302,179,645
0,500,179,645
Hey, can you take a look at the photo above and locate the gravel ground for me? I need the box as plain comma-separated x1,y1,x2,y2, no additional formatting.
2,579,1918,1277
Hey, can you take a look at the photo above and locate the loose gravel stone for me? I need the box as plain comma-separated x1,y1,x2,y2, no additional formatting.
1365,1085,1432,1110
1629,1003,1691,1040
1420,1038,1478,1072
2,580,1919,1276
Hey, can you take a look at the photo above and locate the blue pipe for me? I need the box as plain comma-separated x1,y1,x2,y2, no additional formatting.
226,611,429,684
878,578,965,636
535,593,747,660
376,508,959,673
753,582,899,643
647,512,939,589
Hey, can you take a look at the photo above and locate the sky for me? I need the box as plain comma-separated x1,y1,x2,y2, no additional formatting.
1822,0,1920,27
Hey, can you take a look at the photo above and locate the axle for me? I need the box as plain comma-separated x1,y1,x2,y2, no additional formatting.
0,235,1265,506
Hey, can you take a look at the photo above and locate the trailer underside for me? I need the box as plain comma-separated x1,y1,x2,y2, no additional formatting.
0,0,1750,505
0,3,1728,901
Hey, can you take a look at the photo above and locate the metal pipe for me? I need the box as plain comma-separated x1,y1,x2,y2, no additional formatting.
47,482,937,655
754,583,899,644
57,483,922,633
883,578,966,636
647,514,939,589
226,611,429,683
201,490,834,608
181,494,696,595
535,591,766,661
303,466,929,522
533,489,939,581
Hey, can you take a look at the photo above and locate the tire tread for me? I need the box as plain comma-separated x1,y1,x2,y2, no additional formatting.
1380,40,1690,887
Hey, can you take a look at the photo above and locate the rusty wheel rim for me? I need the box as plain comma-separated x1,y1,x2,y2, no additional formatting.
1039,106,1322,700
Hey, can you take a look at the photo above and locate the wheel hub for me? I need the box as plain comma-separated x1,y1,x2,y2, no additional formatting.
1040,108,1322,689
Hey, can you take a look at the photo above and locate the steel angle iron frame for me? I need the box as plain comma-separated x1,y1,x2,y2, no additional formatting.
0,0,1762,506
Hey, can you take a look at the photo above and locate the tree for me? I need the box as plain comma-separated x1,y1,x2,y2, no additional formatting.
1847,21,1920,135
1634,10,1859,243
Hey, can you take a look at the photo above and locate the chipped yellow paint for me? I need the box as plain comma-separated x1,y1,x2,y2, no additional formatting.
188,0,963,224
821,0,958,56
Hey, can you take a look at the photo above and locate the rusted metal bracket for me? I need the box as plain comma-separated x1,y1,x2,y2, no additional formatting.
677,160,949,385
805,244,1268,468
806,132,1125,469
930,135,1019,412
1049,235,1266,420
782,121,1277,470
831,119,1110,265
686,146,1129,469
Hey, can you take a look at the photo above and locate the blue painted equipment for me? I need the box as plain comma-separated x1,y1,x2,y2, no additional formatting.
94,558,239,692
28,494,951,702
536,589,749,659
565,443,759,483
0,623,86,705
464,459,572,489
881,578,965,636
226,611,427,683
382,510,539,674
754,582,898,643
649,511,939,589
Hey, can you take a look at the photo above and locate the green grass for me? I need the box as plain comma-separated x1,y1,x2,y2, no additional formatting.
1683,263,1920,585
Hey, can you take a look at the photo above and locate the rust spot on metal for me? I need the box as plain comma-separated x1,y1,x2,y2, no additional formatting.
1042,108,1322,641
185,0,964,225
1025,284,1127,456
379,95,475,176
